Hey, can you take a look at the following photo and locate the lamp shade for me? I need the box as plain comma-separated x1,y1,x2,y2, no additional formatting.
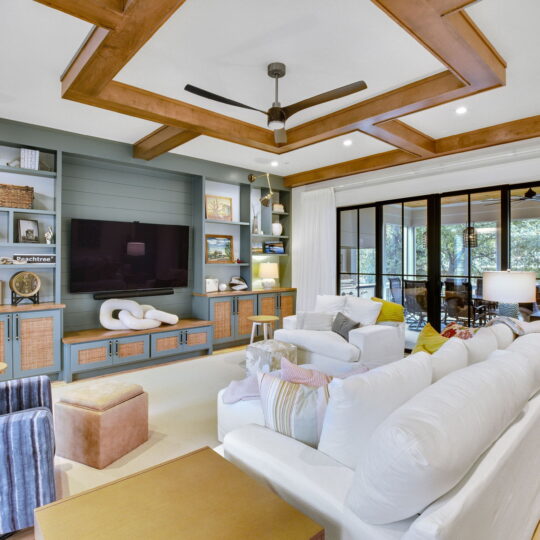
126,241,145,256
259,262,279,279
482,271,536,303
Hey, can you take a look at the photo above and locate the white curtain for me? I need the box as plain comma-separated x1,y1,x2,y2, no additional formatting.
293,187,336,311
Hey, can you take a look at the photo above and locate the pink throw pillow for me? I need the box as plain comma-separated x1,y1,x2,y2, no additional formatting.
280,357,332,387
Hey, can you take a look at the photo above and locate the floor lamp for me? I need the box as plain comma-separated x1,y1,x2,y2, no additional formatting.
482,270,537,318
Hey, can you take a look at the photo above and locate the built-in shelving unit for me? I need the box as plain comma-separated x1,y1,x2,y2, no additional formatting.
0,143,61,305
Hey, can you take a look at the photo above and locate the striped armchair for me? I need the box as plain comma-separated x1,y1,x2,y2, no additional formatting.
0,376,56,535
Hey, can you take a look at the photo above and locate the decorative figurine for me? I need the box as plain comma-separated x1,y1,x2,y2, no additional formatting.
44,226,54,244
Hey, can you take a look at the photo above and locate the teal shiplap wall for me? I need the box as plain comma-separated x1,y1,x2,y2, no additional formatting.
61,155,194,331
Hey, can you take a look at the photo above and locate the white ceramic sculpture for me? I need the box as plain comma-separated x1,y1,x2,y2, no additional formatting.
99,299,179,330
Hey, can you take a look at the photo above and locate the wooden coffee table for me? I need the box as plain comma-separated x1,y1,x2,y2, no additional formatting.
34,447,324,540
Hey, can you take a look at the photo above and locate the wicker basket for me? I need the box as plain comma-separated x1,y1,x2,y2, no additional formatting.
0,184,34,209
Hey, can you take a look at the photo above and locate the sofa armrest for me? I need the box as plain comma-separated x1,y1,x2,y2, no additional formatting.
0,376,52,415
348,324,405,369
282,315,298,330
0,408,56,533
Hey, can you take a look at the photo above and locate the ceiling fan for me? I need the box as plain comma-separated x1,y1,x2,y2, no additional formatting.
484,187,540,205
184,62,367,144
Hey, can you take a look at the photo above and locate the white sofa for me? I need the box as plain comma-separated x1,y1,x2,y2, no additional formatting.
222,325,540,540
274,295,406,376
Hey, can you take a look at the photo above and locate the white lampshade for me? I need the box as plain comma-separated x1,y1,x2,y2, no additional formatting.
482,271,536,303
259,262,279,279
126,241,145,256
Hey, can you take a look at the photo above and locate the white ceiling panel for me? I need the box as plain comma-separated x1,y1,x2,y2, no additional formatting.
405,0,540,138
0,1,160,144
116,0,444,129
171,131,393,176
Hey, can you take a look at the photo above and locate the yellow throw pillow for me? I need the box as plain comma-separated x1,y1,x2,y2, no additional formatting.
412,323,448,354
372,297,405,323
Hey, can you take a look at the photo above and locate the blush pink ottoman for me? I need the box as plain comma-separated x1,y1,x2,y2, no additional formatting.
55,381,148,469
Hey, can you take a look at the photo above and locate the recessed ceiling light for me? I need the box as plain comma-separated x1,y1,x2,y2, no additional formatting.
455,106,468,115
343,139,353,147
270,160,279,167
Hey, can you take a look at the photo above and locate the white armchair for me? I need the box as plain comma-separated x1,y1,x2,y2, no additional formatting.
274,295,406,377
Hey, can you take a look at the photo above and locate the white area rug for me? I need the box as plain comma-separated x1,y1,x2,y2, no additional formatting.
14,349,246,539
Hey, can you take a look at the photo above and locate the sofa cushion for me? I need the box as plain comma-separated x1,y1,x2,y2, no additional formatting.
318,352,432,469
343,297,382,326
430,337,468,382
372,297,405,323
412,323,448,354
296,311,334,331
463,327,498,364
489,323,516,349
274,329,360,363
258,373,329,447
346,354,534,525
332,312,360,340
506,333,540,396
315,295,347,315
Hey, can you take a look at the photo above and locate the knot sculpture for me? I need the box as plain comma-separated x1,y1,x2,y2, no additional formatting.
99,299,179,331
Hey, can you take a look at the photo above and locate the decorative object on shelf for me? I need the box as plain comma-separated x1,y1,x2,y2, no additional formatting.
273,203,285,214
271,222,283,236
0,183,34,209
229,276,248,291
259,262,279,289
44,226,54,245
251,203,260,234
10,271,41,305
263,241,285,254
14,254,56,264
462,225,478,248
482,270,536,319
17,218,40,243
205,277,219,293
20,148,40,170
218,283,228,292
205,194,233,221
252,242,263,254
248,173,274,207
99,299,179,330
205,234,234,264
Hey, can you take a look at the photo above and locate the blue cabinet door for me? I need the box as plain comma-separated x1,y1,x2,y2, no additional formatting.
183,327,212,353
150,330,183,358
0,314,13,381
13,310,62,378
209,297,235,344
70,339,113,374
113,335,150,365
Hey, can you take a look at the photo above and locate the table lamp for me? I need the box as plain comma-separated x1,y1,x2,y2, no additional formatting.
482,270,537,318
259,262,279,289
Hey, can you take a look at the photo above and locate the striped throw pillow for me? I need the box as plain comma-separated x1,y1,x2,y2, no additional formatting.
257,372,330,447
280,357,332,387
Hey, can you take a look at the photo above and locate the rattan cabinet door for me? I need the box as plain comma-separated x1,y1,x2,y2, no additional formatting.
113,335,150,365
183,327,212,353
150,330,183,358
235,295,257,339
0,314,13,381
13,310,61,378
257,293,278,332
209,297,235,344
70,339,113,374
279,292,296,328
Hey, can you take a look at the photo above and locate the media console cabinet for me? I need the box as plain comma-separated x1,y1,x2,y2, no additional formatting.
62,319,213,382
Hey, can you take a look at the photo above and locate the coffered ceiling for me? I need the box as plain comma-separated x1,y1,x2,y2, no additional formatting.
1,0,539,184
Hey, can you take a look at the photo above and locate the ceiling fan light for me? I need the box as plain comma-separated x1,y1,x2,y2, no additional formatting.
268,120,285,130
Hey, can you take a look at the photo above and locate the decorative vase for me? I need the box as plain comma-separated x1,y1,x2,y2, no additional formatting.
271,222,283,236
252,215,260,235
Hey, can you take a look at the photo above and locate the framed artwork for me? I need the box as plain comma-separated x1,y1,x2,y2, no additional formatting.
17,219,40,243
205,195,233,221
205,234,234,263
263,241,285,254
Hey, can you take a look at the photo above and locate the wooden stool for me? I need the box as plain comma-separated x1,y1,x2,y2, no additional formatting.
247,315,279,343
0,362,6,374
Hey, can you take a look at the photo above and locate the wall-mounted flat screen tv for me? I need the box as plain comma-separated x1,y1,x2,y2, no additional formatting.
70,218,190,293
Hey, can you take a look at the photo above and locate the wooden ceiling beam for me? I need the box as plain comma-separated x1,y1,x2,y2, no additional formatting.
133,126,200,160
284,116,540,187
34,0,125,29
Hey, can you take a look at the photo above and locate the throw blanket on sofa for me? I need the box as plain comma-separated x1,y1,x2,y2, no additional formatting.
486,316,525,336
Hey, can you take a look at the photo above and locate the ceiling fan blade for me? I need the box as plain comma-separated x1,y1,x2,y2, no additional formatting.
184,84,267,115
274,128,287,144
282,80,367,119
